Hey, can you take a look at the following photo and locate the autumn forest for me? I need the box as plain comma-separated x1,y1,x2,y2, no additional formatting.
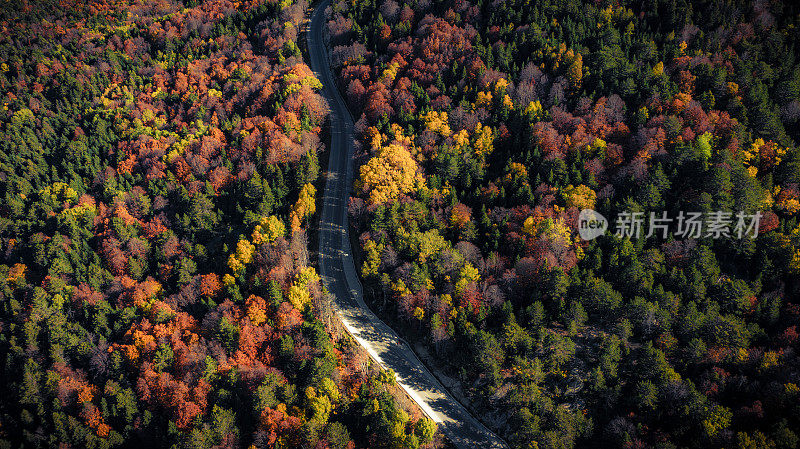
1,0,800,448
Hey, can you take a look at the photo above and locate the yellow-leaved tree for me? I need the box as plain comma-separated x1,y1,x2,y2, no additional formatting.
475,91,493,109
396,227,448,263
290,183,316,230
567,53,583,89
287,284,310,311
287,266,320,311
358,143,420,205
421,110,451,136
228,239,256,275
454,263,480,296
473,123,494,156
251,215,286,245
562,184,597,210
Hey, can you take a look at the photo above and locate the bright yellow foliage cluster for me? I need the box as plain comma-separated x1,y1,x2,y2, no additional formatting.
288,266,320,311
524,100,544,120
473,123,494,156
11,108,34,123
414,229,447,262
533,42,584,84
287,284,310,311
291,183,317,230
251,215,286,245
702,405,732,438
652,61,664,76
358,143,420,205
283,65,322,95
61,202,97,220
734,347,750,364
454,263,480,296
563,184,597,210
780,197,800,215
366,126,383,150
542,217,575,241
760,351,780,371
502,94,515,110
320,377,340,403
475,91,492,109
296,266,320,286
305,387,333,426
40,182,78,206
296,183,317,219
598,5,613,26
586,137,607,156
742,138,762,173
421,110,451,136
223,273,236,287
380,61,401,84
494,78,509,94
522,216,537,235
449,124,494,157
453,129,470,149
228,239,256,274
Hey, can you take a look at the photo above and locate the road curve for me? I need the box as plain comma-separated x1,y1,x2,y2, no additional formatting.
307,2,508,448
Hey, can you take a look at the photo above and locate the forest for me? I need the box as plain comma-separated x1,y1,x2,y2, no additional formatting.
0,0,437,448
325,0,800,447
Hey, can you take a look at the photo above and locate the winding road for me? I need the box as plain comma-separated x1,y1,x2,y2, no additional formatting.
307,2,508,448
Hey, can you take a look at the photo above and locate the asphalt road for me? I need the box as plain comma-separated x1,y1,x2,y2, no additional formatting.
307,2,508,448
